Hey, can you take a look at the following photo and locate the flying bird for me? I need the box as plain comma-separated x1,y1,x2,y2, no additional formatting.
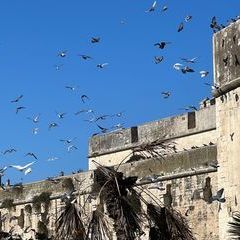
181,66,194,74
65,86,77,91
161,92,171,99
211,188,225,203
54,64,63,70
173,63,183,71
97,63,109,68
60,138,76,144
67,145,78,152
2,148,17,155
49,123,58,130
16,106,26,114
56,112,67,119
81,95,90,103
24,167,32,175
11,95,23,103
27,114,40,123
145,1,157,12
91,37,100,43
32,128,39,135
154,41,171,49
9,162,36,172
78,54,92,60
200,71,209,78
162,6,168,12
178,22,184,32
58,50,67,57
181,57,197,64
154,56,164,64
185,16,192,22
25,152,38,160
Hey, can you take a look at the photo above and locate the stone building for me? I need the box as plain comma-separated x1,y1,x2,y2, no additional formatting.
0,19,239,240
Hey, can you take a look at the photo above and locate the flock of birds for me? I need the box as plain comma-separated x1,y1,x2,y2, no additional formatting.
0,1,240,188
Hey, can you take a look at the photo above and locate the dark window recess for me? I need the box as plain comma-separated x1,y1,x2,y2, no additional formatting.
131,126,138,143
188,112,196,129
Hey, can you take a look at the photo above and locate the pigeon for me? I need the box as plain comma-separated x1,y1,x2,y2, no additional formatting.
188,105,197,111
49,123,58,130
161,92,171,99
154,41,171,49
67,145,78,152
210,16,221,32
154,56,164,64
81,95,90,103
75,109,94,115
47,157,59,162
78,54,92,60
32,128,39,135
56,112,67,119
60,138,76,144
65,86,77,91
11,95,23,103
58,51,67,57
173,63,183,71
25,152,38,160
181,57,197,64
16,106,26,114
181,66,194,74
200,71,209,78
97,63,109,68
211,188,226,203
145,1,157,12
2,148,17,155
91,37,100,43
178,22,184,32
185,16,192,22
162,6,168,12
54,64,63,70
27,114,40,123
9,162,35,172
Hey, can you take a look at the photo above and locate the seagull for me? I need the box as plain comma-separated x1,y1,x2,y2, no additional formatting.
24,168,32,175
9,162,35,172
47,157,59,162
210,16,221,32
65,86,77,91
154,41,171,49
25,152,38,160
181,57,197,64
154,56,164,64
2,148,17,155
97,63,109,68
91,37,100,43
81,95,90,103
145,1,157,12
11,95,23,103
67,145,78,152
178,22,184,32
16,106,26,114
161,92,171,99
97,124,108,133
54,64,63,70
78,54,92,60
200,71,209,78
173,63,183,71
185,16,192,22
27,114,40,123
49,123,58,130
56,112,67,119
58,50,67,57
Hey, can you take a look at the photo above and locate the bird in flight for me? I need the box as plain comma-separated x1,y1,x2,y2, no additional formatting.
32,128,39,135
56,112,67,119
27,114,40,124
67,145,78,152
11,95,23,103
9,161,36,172
54,64,63,70
154,41,171,49
24,168,32,175
78,54,92,60
75,109,94,115
65,86,77,91
91,37,100,43
181,57,197,64
178,22,184,32
25,152,38,160
97,63,109,68
145,1,157,12
161,92,171,99
60,138,76,145
58,50,67,58
200,71,209,78
2,148,17,155
81,95,90,103
185,16,193,22
16,106,26,114
181,66,194,74
162,6,168,12
173,63,183,71
49,123,58,130
154,56,164,64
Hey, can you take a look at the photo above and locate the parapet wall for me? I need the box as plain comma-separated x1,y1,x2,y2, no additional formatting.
89,104,216,158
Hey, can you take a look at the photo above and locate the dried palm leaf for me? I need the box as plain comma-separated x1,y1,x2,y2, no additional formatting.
228,211,240,238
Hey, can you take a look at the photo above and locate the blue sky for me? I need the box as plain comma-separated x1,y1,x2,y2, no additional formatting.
0,0,239,184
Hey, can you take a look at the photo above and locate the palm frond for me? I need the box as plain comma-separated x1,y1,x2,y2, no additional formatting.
228,211,240,238
55,202,86,240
